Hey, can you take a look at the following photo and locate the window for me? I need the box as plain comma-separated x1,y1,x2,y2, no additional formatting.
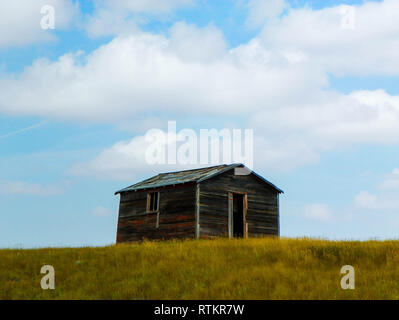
147,192,159,212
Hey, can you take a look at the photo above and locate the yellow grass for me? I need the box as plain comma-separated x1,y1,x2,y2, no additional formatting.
1,237,399,299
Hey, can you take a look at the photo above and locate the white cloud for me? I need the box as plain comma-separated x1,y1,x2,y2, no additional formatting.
354,191,378,209
0,181,64,196
71,135,151,180
2,0,399,172
86,0,195,37
2,27,398,171
245,0,287,29
70,128,241,180
169,22,227,62
303,203,332,222
259,0,399,76
0,31,324,122
252,135,320,171
92,207,112,217
85,8,140,38
100,0,194,13
378,168,399,190
353,169,399,211
250,89,399,149
0,0,79,47
354,189,399,211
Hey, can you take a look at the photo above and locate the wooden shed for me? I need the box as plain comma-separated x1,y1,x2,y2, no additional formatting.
115,163,283,242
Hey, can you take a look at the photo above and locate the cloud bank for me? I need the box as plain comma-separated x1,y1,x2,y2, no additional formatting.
1,0,399,176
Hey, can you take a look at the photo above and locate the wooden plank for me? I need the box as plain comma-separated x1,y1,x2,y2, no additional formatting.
244,193,248,238
199,168,279,238
116,184,196,242
116,166,280,242
228,192,233,239
195,183,200,239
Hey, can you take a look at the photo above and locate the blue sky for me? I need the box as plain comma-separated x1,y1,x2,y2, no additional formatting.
1,0,399,248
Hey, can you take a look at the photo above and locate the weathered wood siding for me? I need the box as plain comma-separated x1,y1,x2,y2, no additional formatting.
199,170,279,238
116,183,196,242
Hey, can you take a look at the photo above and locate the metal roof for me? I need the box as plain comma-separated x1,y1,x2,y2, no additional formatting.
115,163,283,194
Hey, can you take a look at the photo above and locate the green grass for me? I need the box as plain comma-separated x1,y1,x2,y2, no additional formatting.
1,237,399,299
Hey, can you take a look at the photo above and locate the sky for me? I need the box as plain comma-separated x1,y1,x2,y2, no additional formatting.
1,0,399,248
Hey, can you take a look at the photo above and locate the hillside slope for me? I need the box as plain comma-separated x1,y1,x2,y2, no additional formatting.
1,238,399,299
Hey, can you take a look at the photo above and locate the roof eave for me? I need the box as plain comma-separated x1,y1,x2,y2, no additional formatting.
114,163,284,195
250,170,284,194
115,180,195,194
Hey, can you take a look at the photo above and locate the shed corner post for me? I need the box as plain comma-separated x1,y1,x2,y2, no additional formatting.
244,193,248,238
195,183,200,239
115,192,122,244
277,193,280,237
228,192,233,239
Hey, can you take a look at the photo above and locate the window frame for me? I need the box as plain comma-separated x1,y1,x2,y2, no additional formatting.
146,191,160,213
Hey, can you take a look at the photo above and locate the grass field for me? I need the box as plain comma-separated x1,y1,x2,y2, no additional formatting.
1,237,399,300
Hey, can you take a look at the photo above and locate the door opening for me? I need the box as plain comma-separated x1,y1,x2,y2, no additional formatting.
233,193,244,238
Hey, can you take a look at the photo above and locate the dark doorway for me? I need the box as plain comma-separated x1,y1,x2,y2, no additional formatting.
233,193,244,238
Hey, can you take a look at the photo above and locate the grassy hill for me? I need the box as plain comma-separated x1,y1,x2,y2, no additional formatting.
1,238,399,299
